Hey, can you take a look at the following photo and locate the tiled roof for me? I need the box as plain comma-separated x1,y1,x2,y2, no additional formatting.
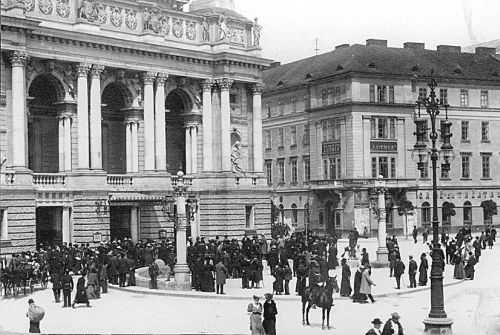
263,44,500,93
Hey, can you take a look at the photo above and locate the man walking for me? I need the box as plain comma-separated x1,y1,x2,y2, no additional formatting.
215,258,229,294
408,256,417,288
393,257,405,289
148,261,159,289
412,226,418,244
61,269,74,308
51,270,62,303
382,312,404,335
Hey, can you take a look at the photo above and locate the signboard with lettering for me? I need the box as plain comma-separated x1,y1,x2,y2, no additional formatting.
370,141,397,152
322,143,341,154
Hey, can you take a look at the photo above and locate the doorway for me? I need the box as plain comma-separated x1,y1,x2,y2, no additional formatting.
36,207,63,248
110,206,131,242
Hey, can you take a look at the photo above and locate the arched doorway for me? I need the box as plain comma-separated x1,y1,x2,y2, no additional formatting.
28,74,61,173
165,89,188,174
101,82,127,174
325,200,337,236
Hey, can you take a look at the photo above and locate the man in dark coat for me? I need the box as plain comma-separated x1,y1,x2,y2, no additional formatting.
408,256,417,288
117,254,128,287
393,257,405,289
61,269,74,307
51,271,62,303
472,236,481,262
464,252,477,280
351,266,364,303
327,244,339,269
418,253,428,286
72,272,90,308
340,258,351,297
382,312,404,335
412,226,418,243
148,262,159,289
267,246,279,275
262,293,278,335
215,259,229,294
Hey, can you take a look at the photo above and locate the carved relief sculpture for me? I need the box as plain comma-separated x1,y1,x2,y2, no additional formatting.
125,9,137,30
144,8,160,33
110,7,122,27
78,0,95,21
202,17,209,42
22,0,35,12
95,3,107,24
39,0,53,15
56,0,70,18
218,14,229,41
186,21,196,40
159,16,170,36
172,18,183,38
229,27,244,44
231,141,245,174
252,17,262,46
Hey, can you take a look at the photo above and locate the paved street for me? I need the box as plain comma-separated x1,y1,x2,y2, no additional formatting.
1,238,499,334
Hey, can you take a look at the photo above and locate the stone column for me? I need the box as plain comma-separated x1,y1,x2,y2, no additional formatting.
174,176,190,285
375,178,389,263
143,72,156,171
10,51,28,168
202,79,213,172
219,78,233,172
58,114,65,172
252,83,264,172
190,124,198,174
185,125,192,173
76,63,90,170
64,114,72,171
125,120,133,173
155,73,167,171
62,206,72,244
89,64,104,170
130,206,139,243
131,120,139,173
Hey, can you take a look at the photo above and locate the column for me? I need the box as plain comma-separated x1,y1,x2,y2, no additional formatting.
219,78,233,171
64,115,72,171
155,73,167,171
185,125,192,173
252,83,264,172
202,79,213,172
131,120,139,173
10,51,28,168
125,121,133,173
58,115,65,171
143,71,156,171
190,125,198,174
62,206,72,244
174,188,190,284
76,63,90,169
130,206,139,243
90,64,104,170
375,178,389,263
125,118,139,173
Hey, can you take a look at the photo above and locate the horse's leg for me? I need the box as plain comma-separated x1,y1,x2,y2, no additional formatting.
302,299,306,324
322,307,325,329
306,302,311,325
327,306,331,329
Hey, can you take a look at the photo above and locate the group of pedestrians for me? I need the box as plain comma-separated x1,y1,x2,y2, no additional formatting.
247,293,278,335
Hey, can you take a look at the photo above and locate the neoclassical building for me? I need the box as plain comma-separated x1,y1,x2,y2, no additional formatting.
0,0,271,255
262,40,500,237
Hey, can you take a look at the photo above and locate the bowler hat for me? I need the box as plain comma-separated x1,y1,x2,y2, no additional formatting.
371,318,383,325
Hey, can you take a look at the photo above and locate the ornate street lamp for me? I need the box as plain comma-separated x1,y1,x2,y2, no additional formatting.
412,71,454,334
304,199,310,246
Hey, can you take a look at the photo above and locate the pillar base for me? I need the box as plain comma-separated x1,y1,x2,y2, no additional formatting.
376,247,389,262
423,317,453,335
173,263,191,283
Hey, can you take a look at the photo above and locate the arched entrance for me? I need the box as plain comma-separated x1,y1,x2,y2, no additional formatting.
28,74,61,173
324,192,341,236
101,82,127,174
165,89,188,174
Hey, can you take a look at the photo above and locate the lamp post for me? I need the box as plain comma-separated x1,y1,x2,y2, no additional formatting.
304,199,310,247
370,176,389,264
412,72,454,334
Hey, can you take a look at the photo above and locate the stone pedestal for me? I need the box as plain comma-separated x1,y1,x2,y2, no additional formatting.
423,317,454,334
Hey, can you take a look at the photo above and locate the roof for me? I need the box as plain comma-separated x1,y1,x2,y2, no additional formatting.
263,44,500,93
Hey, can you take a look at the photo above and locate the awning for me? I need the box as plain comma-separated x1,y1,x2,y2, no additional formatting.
109,192,164,202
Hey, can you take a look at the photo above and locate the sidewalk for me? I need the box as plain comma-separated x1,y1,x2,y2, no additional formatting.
110,237,465,300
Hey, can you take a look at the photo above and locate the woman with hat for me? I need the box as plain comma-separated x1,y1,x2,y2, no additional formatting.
365,318,383,335
262,293,277,335
247,295,265,334
418,253,428,286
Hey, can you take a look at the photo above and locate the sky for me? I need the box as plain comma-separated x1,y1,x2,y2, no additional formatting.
232,0,500,64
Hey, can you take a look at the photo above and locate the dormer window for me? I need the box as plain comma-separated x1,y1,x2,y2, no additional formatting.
453,67,463,75
411,65,420,72
305,73,313,80
277,81,284,87
367,62,377,69
336,65,344,71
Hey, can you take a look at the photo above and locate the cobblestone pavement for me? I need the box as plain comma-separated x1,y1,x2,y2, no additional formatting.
0,238,498,334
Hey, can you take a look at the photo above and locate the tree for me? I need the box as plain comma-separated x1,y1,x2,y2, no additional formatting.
270,201,279,225
442,202,456,218
481,200,498,225
389,188,414,238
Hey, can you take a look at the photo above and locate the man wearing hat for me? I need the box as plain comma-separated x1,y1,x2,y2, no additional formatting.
365,318,383,335
382,312,404,335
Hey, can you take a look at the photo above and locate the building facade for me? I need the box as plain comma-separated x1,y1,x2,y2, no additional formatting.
0,0,271,256
262,40,500,237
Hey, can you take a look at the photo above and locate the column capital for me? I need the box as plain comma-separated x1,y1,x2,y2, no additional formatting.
143,71,157,85
202,78,214,92
185,122,199,129
90,64,105,78
57,111,74,120
252,82,264,94
10,51,28,67
76,63,91,77
156,73,168,86
218,78,233,90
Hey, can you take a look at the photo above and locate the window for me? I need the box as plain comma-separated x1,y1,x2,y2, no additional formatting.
389,86,394,103
290,126,297,146
481,154,491,179
303,124,310,145
323,159,328,179
483,201,496,225
369,85,375,102
291,97,297,113
303,157,311,181
0,209,8,240
278,128,284,147
328,158,341,179
278,101,284,115
327,120,334,141
419,87,427,100
290,158,298,183
460,89,468,107
334,119,341,141
278,159,285,183
422,202,431,226
265,130,271,149
371,157,377,178
229,94,237,104
378,118,388,138
291,204,298,224
335,86,341,104
441,163,450,179
377,85,387,102
461,121,469,141
372,156,392,178
480,90,488,108
461,154,471,179
390,158,396,178
389,119,396,139
265,161,272,184
463,201,472,225
420,162,429,179
322,121,328,142
327,88,334,105
371,117,396,139
442,202,452,226
266,105,271,118
386,208,394,228
321,90,328,106
439,88,448,105
245,205,254,229
481,122,489,142
379,157,388,178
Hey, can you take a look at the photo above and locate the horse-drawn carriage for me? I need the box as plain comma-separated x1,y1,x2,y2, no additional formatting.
0,258,49,298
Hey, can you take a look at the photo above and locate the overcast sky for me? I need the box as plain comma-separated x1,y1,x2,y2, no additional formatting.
234,0,500,64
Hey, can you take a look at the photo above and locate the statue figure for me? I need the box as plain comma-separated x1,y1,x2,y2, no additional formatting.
202,17,210,42
78,0,96,21
218,15,229,41
231,141,245,174
253,17,262,46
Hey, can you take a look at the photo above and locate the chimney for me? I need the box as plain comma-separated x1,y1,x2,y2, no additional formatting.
269,61,281,68
335,44,350,50
404,42,425,50
475,47,496,55
366,39,387,47
437,45,461,53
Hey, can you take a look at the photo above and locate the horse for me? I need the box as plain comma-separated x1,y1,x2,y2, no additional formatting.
301,275,339,329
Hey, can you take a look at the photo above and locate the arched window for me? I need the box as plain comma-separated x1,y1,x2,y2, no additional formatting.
463,201,472,225
442,202,454,226
291,204,298,224
481,200,496,225
422,202,431,226
386,207,394,228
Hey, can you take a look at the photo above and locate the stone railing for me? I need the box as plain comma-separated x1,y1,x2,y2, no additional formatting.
1,172,15,185
33,173,66,186
107,174,133,186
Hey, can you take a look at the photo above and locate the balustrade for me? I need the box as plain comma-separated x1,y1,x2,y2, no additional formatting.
107,174,133,186
33,173,66,185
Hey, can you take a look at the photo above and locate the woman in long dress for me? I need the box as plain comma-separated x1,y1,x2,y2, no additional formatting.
72,271,90,308
418,253,428,286
201,258,215,292
247,295,265,335
262,293,277,335
86,268,100,299
340,258,352,297
453,251,464,279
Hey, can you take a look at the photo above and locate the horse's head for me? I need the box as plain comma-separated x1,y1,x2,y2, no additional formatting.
326,275,339,294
